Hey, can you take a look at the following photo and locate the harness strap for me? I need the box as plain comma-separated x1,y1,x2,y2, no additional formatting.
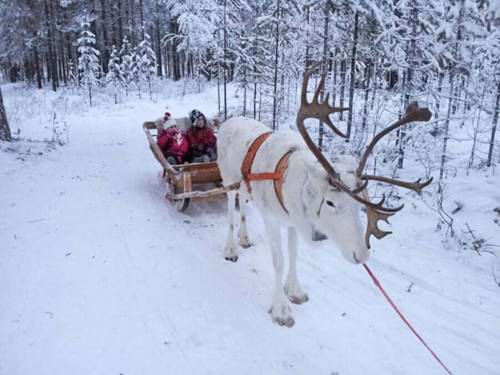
273,151,293,214
241,131,274,194
240,132,292,214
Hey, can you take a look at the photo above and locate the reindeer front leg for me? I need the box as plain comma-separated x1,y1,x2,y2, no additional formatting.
224,191,238,262
285,227,309,304
264,219,294,327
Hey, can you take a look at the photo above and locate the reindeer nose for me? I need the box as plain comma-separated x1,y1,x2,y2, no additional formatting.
352,252,369,264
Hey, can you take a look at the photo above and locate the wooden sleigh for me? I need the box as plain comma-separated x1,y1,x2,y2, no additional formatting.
143,120,240,211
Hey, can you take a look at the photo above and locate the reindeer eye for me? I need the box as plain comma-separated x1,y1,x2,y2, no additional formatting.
326,200,335,207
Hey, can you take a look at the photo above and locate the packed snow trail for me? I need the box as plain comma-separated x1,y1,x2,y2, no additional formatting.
1,85,499,375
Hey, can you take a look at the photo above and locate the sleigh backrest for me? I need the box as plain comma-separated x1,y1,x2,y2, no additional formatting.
163,116,217,133
163,117,192,132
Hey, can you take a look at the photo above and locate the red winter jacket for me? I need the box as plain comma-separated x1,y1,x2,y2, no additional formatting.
186,126,217,157
157,127,190,164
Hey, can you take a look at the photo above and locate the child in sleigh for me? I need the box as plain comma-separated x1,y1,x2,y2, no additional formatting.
156,110,217,164
156,112,190,165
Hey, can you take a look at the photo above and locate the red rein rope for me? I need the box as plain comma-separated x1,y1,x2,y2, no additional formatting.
363,264,453,375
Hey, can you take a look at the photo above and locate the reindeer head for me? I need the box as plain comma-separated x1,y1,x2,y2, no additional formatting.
297,65,432,264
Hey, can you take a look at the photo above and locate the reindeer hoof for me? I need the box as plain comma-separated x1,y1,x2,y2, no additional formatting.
272,315,295,328
288,294,309,305
284,283,309,304
225,255,238,262
268,304,295,327
239,241,253,249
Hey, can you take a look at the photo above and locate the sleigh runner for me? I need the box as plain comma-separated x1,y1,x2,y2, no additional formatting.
143,120,239,211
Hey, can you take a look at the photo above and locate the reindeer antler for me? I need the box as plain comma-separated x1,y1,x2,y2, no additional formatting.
297,65,433,249
356,102,432,177
356,102,433,247
360,175,433,194
297,65,404,212
297,62,350,140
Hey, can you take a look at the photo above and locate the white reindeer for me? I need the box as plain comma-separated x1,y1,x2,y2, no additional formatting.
216,67,432,327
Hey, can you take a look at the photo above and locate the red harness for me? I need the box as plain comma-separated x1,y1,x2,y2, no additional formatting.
240,132,293,214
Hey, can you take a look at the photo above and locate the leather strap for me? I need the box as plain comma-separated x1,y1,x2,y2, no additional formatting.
241,132,274,193
240,131,293,214
273,151,293,214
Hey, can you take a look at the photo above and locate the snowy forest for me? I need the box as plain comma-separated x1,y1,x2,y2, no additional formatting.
1,0,500,173
1,0,500,374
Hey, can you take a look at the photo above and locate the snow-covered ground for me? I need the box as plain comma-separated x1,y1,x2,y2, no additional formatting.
1,82,499,375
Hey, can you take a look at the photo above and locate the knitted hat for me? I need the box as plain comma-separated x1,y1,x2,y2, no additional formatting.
189,109,204,125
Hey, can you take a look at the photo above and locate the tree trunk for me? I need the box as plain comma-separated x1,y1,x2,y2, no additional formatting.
101,0,110,74
139,0,145,39
318,1,331,149
361,63,371,132
332,47,338,106
217,62,221,117
34,47,43,89
164,47,169,78
370,59,378,110
304,5,310,69
88,82,93,107
462,76,470,114
46,52,51,83
439,73,455,184
118,0,124,42
258,83,262,121
223,0,228,119
0,86,12,142
346,11,359,141
339,58,346,120
253,34,258,120
125,0,130,41
59,30,67,85
155,1,163,77
23,57,33,84
397,3,418,168
45,0,58,92
467,82,487,172
272,0,281,130
90,0,98,37
243,67,247,116
130,0,136,44
170,18,180,81
487,82,500,168
433,72,444,136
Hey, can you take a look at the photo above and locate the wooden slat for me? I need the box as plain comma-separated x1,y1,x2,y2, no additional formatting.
143,121,179,177
166,182,241,201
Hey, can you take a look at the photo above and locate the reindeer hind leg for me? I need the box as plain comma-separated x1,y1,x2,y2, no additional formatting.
224,191,238,262
238,193,253,249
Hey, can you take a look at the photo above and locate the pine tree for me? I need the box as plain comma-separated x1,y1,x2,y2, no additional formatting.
131,46,143,99
138,32,157,99
77,20,101,106
106,45,123,104
119,37,133,97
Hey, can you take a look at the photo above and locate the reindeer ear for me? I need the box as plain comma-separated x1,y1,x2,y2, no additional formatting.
304,171,321,197
302,171,329,218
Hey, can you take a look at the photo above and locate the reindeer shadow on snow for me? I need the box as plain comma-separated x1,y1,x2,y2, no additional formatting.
216,65,432,328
